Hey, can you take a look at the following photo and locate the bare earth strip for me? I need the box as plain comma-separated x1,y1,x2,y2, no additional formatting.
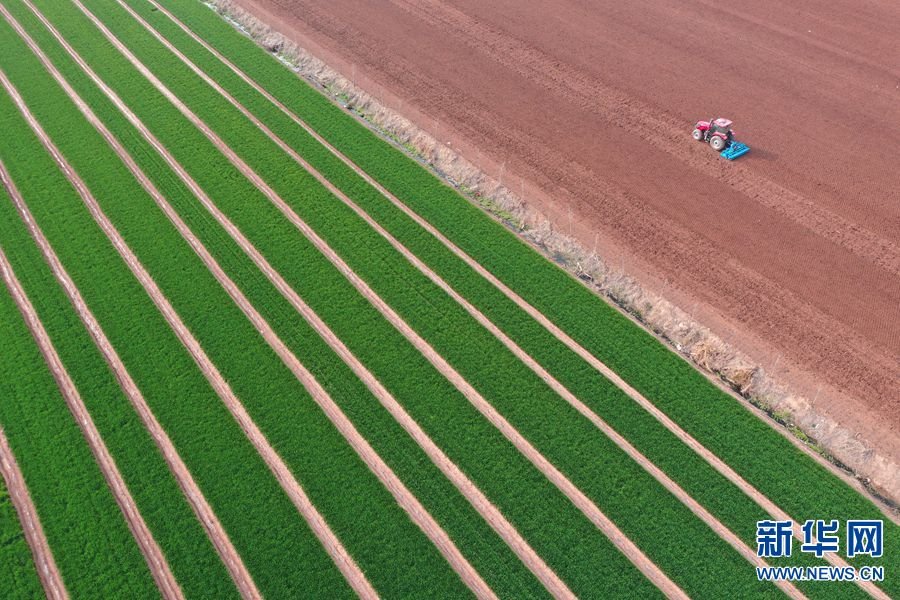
113,5,813,597
0,425,67,600
140,0,896,520
123,1,889,595
0,230,183,600
7,4,488,597
0,153,261,600
63,2,688,596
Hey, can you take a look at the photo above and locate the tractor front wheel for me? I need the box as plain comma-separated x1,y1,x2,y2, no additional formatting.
692,129,703,141
710,136,726,151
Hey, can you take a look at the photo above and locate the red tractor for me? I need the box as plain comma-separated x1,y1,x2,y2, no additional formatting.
692,117,734,151
692,117,750,159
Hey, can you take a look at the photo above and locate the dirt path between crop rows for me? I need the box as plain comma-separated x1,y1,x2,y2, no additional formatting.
0,212,183,600
68,2,691,595
1,6,380,595
0,152,261,600
0,424,67,600
117,4,818,596
232,0,900,478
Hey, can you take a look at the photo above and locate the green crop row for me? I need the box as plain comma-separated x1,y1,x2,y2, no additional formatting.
35,0,810,596
132,0,899,593
0,468,45,599
0,224,161,596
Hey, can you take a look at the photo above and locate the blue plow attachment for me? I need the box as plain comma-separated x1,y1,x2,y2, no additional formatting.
721,141,750,160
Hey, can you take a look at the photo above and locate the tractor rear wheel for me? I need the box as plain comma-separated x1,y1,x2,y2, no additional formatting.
710,136,726,151
692,129,703,141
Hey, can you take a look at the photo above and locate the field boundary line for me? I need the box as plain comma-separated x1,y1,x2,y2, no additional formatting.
112,5,811,597
0,9,382,597
0,152,261,600
75,3,574,597
0,425,68,600
69,2,688,595
10,4,496,596
147,0,900,567
0,221,183,600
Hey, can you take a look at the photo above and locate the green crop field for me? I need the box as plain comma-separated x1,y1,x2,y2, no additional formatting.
0,0,894,597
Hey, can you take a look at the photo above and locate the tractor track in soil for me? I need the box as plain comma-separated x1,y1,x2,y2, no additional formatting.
0,425,67,600
114,5,817,597
0,224,183,600
0,10,380,596
385,0,900,278
232,0,900,472
0,152,262,600
69,2,691,595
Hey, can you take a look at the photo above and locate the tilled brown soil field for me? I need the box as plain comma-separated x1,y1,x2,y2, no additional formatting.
232,0,900,464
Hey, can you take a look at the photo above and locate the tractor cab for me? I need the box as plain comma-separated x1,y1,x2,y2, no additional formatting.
708,118,733,137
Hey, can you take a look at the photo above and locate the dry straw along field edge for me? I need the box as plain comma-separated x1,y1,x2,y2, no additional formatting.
100,7,799,596
194,0,900,507
0,4,509,597
58,1,784,596
28,2,768,596
170,0,892,508
100,0,900,588
76,3,875,598
0,12,390,598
